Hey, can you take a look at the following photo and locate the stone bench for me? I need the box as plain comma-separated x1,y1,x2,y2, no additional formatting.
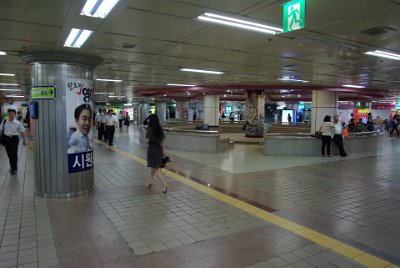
139,127,231,153
263,131,382,156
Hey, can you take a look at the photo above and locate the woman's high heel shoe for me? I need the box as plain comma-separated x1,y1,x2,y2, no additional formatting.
146,183,153,189
162,185,169,193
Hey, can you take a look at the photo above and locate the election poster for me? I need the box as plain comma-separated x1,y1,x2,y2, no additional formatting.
66,80,94,173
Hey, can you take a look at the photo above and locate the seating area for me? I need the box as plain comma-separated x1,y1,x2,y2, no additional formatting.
266,123,311,134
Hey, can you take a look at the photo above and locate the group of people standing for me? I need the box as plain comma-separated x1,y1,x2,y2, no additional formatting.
95,109,118,146
319,115,347,157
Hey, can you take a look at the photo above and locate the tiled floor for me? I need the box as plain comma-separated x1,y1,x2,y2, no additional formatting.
0,126,399,267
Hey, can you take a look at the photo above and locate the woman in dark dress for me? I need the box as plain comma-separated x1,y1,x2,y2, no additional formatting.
143,114,168,193
123,114,130,131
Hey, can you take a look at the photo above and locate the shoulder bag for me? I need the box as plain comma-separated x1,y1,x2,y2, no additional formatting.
0,120,6,146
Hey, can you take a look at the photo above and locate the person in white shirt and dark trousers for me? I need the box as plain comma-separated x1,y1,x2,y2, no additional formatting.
104,109,117,146
0,108,27,174
333,115,347,157
319,115,335,157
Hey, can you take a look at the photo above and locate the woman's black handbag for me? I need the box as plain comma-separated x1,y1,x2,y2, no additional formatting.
0,120,6,146
161,156,171,168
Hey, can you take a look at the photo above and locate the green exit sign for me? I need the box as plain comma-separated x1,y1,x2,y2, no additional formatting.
283,0,306,33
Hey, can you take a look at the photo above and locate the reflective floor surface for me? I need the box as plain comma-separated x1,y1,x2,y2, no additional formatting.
0,126,399,268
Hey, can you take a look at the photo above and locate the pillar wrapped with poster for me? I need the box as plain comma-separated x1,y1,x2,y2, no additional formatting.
245,90,265,137
66,80,93,173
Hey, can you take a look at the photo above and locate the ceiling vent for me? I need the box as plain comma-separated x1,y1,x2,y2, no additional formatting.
120,43,136,49
360,26,396,36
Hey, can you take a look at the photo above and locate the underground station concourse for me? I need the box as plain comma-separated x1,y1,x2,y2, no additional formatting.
0,1,400,267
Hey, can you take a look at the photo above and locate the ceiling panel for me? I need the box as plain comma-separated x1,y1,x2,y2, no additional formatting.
186,27,271,50
0,21,60,44
0,0,70,26
101,8,205,41
158,43,238,61
91,33,173,54
320,10,400,44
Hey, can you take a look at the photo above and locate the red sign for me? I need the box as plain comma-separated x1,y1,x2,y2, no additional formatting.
353,107,369,123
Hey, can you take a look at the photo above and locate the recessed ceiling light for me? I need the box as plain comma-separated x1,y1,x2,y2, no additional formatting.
197,12,282,35
342,84,366,89
181,68,223,75
81,0,120,18
365,50,400,61
6,95,24,98
0,83,18,86
167,83,196,87
0,73,15,76
0,89,22,91
96,78,122,82
278,77,309,83
64,28,93,48
0,51,6,56
108,95,125,98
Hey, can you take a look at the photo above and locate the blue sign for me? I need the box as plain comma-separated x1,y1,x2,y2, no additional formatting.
68,151,93,173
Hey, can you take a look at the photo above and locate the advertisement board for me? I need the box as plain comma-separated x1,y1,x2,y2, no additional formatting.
66,80,93,173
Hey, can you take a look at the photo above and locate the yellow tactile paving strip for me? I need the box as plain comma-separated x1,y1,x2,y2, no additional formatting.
107,144,398,268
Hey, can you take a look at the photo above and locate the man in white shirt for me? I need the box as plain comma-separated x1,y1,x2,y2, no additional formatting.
104,109,117,146
0,108,27,174
333,115,347,157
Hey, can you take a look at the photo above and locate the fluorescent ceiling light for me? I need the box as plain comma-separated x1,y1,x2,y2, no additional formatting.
108,95,125,98
0,51,6,55
0,88,22,91
6,95,24,98
181,68,223,75
342,84,365,89
167,83,196,87
0,73,15,76
124,103,132,106
81,0,120,18
365,50,400,61
0,83,18,86
278,77,309,83
197,12,282,35
64,28,93,48
96,78,123,82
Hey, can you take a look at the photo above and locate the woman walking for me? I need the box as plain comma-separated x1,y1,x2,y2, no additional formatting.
143,114,168,193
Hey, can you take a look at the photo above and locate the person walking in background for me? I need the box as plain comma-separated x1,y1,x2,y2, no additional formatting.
193,111,197,122
123,113,130,132
319,115,334,157
118,111,123,128
229,111,234,123
0,107,27,175
390,115,399,136
333,115,347,157
104,109,117,146
287,113,292,123
142,114,168,193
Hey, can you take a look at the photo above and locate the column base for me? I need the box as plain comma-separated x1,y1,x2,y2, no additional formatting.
35,186,94,198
